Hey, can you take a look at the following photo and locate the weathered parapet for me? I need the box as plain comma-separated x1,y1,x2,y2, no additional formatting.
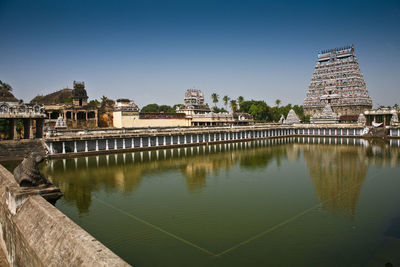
43,124,371,157
0,164,129,266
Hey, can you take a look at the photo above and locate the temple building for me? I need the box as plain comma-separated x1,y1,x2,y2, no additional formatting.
303,45,372,118
31,81,98,128
0,88,46,140
113,89,253,128
176,89,211,116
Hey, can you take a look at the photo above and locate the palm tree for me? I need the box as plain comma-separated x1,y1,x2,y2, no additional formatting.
275,99,281,107
101,95,108,104
0,80,12,91
230,100,238,113
211,93,219,107
237,96,244,107
223,95,230,109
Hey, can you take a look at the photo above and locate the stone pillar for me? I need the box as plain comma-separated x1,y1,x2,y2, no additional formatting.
96,140,99,151
123,138,126,149
106,139,109,150
148,137,151,147
132,138,135,148
13,119,18,140
140,137,143,147
74,141,77,153
190,134,193,143
163,136,166,145
184,135,187,144
35,119,44,138
85,141,88,152
24,119,34,139
62,142,66,154
114,139,117,149
156,137,159,146
49,142,54,154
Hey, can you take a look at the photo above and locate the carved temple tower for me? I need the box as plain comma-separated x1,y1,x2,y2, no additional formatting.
303,45,372,117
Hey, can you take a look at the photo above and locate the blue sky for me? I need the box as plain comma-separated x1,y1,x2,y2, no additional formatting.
0,0,399,107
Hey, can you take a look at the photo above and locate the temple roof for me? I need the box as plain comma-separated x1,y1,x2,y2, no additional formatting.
0,89,19,102
30,88,73,105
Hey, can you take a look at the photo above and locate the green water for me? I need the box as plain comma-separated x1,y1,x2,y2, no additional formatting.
41,138,400,266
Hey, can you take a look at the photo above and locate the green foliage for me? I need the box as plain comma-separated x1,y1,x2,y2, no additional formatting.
16,120,23,133
223,95,230,107
211,93,219,106
230,100,238,112
64,97,73,104
275,99,281,107
141,103,160,113
0,119,9,138
89,99,100,106
239,100,270,121
269,104,308,122
159,105,176,113
212,106,228,113
141,104,178,113
101,95,108,104
0,80,13,91
237,96,244,107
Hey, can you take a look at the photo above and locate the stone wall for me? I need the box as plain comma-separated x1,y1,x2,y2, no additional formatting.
0,164,129,266
0,140,45,162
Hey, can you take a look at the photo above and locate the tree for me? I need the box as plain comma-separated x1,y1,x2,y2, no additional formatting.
0,80,12,91
211,93,219,107
212,106,228,113
275,99,281,107
89,99,100,106
230,100,238,113
223,95,230,109
159,105,175,113
237,96,244,108
101,95,108,104
141,103,160,113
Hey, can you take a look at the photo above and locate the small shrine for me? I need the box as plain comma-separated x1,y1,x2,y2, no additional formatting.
284,109,300,125
310,104,339,124
55,116,67,129
391,110,399,126
357,113,366,126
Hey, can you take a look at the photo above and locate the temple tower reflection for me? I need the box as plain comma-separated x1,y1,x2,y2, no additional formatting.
303,144,369,218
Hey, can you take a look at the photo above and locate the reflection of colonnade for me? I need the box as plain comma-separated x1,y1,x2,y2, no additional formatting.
303,145,369,218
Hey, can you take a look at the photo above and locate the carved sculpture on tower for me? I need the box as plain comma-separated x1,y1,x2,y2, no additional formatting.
303,45,372,117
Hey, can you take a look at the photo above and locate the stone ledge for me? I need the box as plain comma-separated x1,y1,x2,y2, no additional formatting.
0,164,129,266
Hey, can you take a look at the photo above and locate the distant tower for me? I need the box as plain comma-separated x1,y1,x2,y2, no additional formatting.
177,89,211,115
72,81,88,106
303,45,372,116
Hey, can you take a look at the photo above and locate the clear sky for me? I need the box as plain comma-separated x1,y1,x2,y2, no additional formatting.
1,0,399,108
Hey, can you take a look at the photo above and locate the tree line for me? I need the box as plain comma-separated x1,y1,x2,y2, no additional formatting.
210,93,310,122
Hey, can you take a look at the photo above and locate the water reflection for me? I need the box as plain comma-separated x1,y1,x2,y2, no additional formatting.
41,138,400,214
303,144,369,219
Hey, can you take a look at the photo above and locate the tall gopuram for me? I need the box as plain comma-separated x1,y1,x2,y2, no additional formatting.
303,45,372,117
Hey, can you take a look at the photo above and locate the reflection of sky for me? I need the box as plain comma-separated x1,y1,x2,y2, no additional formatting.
1,0,399,107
